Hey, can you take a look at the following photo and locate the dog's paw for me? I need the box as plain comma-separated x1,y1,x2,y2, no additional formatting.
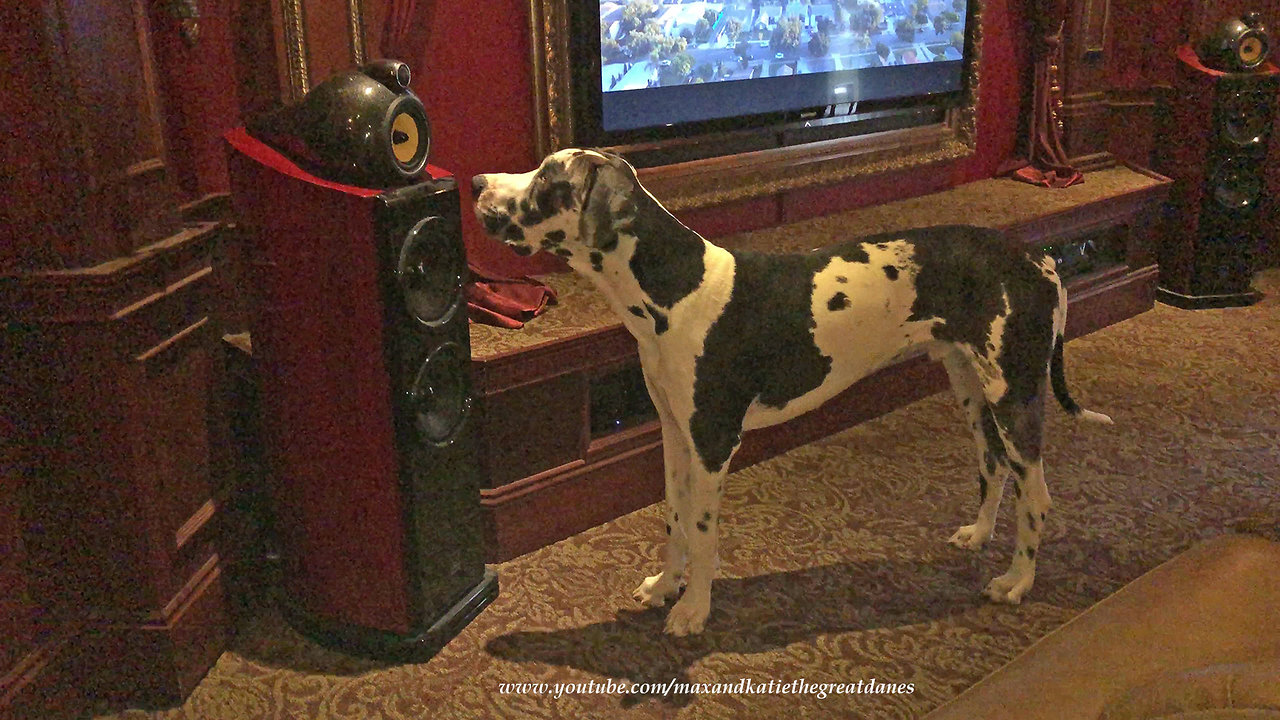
632,573,680,608
664,595,710,637
983,571,1033,604
947,523,993,550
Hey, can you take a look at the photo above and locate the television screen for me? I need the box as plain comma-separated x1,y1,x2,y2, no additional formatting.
578,0,970,141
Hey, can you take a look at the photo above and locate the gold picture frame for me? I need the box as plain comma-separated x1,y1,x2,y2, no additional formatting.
529,0,984,210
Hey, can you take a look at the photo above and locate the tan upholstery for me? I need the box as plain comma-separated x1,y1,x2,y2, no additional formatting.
924,535,1280,720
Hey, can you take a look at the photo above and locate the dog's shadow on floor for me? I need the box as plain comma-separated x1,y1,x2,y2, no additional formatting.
485,555,990,707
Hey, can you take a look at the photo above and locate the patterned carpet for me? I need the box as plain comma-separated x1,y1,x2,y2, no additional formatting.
101,270,1280,720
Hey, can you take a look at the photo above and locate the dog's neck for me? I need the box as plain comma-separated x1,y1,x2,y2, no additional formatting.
569,190,730,337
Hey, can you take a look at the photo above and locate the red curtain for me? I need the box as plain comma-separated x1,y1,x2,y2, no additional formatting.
379,0,434,70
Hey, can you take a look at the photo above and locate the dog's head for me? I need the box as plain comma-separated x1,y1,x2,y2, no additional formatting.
471,148,636,261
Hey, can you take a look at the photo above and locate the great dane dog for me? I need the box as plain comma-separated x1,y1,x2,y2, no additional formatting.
471,149,1112,636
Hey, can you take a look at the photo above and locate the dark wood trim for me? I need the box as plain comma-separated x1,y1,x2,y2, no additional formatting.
482,438,665,561
0,625,89,720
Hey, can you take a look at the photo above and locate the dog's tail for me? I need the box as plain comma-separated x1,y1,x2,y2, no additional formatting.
1050,333,1113,424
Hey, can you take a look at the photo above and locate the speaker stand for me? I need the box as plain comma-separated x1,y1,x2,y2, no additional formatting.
1156,285,1264,309
280,569,499,662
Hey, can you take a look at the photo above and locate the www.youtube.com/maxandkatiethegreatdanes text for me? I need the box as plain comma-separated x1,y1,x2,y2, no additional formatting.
497,677,915,699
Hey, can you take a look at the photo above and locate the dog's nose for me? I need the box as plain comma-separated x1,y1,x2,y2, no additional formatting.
471,175,487,195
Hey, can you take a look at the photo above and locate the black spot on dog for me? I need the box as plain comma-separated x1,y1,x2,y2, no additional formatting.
482,213,509,235
553,248,573,259
828,292,850,311
1026,547,1036,561
590,251,604,272
962,398,971,407
702,511,712,522
836,275,848,283
504,225,524,242
597,228,620,252
511,244,533,257
628,192,705,308
696,520,708,532
875,243,888,250
978,473,988,504
1013,481,1022,499
665,523,671,535
1027,511,1037,531
545,229,566,244
644,303,668,335
628,305,646,318
673,512,678,522
506,199,517,214
883,265,899,280
1040,512,1046,521
690,249,838,472
838,244,871,264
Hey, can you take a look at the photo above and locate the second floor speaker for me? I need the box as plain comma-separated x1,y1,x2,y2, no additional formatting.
1154,41,1277,308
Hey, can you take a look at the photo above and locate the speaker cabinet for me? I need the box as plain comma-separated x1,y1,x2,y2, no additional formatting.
1154,45,1278,308
224,128,496,660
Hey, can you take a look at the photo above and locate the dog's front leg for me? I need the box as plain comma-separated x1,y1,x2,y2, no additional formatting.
633,417,690,607
665,459,725,637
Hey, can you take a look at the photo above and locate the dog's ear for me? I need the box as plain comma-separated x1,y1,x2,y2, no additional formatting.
573,151,622,245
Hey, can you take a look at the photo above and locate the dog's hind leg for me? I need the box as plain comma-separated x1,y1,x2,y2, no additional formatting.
982,391,1051,605
633,416,691,608
941,351,1010,550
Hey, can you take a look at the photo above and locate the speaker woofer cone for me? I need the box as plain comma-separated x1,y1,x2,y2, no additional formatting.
409,343,470,445
1210,157,1265,210
1221,91,1272,147
397,216,464,326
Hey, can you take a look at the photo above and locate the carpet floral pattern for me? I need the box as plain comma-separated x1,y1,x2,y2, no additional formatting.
100,270,1280,719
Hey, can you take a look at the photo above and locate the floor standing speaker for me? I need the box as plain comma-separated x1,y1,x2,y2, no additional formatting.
224,127,497,660
1154,44,1278,308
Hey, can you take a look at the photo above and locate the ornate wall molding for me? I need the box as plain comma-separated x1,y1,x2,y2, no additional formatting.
280,0,310,100
347,0,367,65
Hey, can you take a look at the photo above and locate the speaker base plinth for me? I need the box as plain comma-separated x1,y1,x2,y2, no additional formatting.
1156,285,1264,309
280,568,499,662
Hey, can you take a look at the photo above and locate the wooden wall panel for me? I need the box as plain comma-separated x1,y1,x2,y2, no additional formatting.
148,0,244,205
1062,0,1113,165
0,0,180,270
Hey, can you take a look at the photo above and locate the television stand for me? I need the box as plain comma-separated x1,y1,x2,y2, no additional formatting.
469,164,1172,561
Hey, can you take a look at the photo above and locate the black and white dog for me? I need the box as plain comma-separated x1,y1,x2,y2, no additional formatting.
472,149,1112,636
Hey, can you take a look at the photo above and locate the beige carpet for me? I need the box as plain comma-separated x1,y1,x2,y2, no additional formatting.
100,270,1280,719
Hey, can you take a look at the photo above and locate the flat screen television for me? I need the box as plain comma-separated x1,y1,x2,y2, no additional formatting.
568,0,975,158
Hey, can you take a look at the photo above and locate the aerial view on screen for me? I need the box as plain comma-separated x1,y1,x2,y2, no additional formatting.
599,0,969,91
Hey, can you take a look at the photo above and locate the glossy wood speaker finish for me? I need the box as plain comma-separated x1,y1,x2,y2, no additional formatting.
226,129,496,660
1154,45,1278,307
